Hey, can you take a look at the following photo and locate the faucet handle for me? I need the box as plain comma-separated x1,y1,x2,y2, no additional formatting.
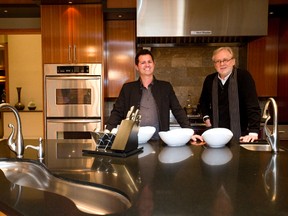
25,137,44,160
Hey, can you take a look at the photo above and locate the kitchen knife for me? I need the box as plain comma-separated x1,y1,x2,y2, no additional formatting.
132,109,139,121
126,106,135,120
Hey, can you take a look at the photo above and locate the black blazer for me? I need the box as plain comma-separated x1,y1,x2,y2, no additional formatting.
199,68,261,134
105,78,190,131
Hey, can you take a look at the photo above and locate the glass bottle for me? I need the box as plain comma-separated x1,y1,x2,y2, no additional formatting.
1,89,6,103
185,94,193,115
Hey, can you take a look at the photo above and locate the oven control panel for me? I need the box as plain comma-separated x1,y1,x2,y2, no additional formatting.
57,66,89,74
44,64,102,76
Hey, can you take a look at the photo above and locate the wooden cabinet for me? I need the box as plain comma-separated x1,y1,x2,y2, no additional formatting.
41,4,103,64
104,20,136,98
106,0,136,8
0,42,8,102
247,18,279,97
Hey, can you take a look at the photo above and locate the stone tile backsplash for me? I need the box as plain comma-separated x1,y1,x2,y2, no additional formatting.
151,46,239,107
104,46,240,119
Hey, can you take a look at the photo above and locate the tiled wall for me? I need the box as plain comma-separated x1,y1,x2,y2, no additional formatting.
104,46,240,120
148,46,239,107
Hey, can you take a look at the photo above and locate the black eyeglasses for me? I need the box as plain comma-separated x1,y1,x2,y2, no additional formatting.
213,57,234,65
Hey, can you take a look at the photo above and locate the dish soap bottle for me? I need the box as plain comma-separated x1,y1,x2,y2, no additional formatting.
185,94,193,115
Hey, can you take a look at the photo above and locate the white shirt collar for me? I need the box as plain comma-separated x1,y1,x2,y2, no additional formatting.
218,71,232,85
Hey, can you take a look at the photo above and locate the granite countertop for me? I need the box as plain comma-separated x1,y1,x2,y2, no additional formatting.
1,139,288,215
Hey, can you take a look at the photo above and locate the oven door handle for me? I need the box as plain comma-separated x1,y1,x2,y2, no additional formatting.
45,76,101,80
46,119,101,123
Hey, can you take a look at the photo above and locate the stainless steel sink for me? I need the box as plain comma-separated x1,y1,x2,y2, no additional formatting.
240,144,285,152
240,144,273,151
0,159,131,215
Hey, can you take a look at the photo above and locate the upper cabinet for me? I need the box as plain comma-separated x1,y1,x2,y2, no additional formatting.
104,0,136,98
41,4,103,64
104,20,136,98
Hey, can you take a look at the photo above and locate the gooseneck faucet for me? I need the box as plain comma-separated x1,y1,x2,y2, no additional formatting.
0,103,24,158
262,98,278,153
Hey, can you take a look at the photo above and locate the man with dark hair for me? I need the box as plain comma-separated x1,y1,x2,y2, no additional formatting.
106,49,202,141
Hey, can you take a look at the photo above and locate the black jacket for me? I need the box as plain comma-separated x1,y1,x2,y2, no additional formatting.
199,68,261,135
105,78,190,131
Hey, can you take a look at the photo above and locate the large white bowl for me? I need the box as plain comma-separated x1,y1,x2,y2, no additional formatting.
138,126,156,144
158,128,194,147
202,128,233,148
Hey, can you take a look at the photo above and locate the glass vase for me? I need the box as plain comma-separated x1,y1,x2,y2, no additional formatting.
14,87,25,110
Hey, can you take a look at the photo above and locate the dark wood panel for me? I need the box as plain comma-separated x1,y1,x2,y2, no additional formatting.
247,18,279,97
106,0,136,8
277,18,288,123
0,0,36,4
105,20,136,98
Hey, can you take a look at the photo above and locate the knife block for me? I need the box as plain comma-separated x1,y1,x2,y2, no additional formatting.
111,119,139,153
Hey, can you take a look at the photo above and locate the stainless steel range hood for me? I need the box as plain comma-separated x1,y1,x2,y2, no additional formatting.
137,0,268,46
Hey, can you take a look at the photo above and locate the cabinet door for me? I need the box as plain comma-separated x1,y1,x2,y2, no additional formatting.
41,5,70,64
247,18,279,97
105,20,136,98
73,4,103,64
41,5,103,64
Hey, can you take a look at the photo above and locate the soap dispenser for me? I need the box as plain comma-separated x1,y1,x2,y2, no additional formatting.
25,137,44,161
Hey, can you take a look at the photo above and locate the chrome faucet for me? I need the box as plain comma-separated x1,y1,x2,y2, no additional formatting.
262,98,278,153
0,103,24,158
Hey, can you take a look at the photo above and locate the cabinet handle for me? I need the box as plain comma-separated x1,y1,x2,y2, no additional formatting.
68,45,72,63
73,45,77,63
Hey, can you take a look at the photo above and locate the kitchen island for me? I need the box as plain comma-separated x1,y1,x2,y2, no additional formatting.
0,139,288,215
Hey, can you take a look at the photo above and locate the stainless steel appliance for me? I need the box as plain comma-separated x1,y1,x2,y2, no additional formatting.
46,119,100,140
44,64,102,140
137,0,268,37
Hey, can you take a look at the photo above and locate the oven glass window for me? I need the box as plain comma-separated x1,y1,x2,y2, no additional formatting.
56,131,91,139
56,89,91,105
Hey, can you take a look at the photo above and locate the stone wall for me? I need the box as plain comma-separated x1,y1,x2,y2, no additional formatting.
104,46,241,121
150,46,239,107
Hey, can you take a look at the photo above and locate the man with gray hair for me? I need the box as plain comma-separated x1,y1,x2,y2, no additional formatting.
199,47,261,142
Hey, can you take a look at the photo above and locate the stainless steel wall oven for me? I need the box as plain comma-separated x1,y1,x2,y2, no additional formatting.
44,64,102,140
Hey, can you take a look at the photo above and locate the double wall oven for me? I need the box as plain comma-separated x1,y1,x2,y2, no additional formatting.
44,64,102,140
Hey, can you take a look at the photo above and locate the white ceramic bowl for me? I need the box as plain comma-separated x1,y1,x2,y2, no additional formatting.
138,126,156,144
202,128,233,148
158,128,194,147
158,146,193,163
201,147,233,166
